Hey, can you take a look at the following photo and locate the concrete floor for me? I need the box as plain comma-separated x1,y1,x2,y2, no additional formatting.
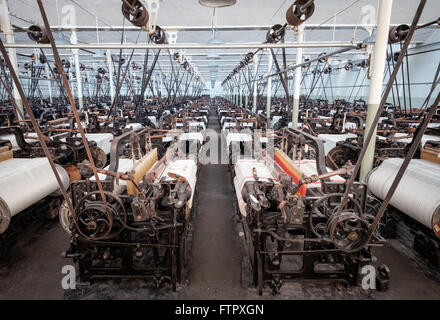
1,110,440,300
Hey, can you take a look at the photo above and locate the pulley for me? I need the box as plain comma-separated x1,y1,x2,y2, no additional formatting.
389,24,410,43
327,211,370,253
244,52,254,64
323,66,332,74
97,67,107,74
27,25,49,44
286,0,315,27
75,191,126,239
318,53,328,64
61,59,71,69
121,0,149,28
266,24,286,43
358,59,369,68
149,25,167,44
344,62,354,71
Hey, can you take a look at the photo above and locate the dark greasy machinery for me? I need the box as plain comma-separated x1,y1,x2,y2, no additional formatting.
231,126,387,294
60,127,198,290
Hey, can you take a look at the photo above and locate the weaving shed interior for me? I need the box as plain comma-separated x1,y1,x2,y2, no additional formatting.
0,0,439,300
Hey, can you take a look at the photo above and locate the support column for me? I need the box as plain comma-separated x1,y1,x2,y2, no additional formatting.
239,72,242,107
70,30,83,109
252,53,258,113
106,49,115,104
0,0,23,119
360,0,393,181
292,24,304,129
245,87,248,109
266,49,273,127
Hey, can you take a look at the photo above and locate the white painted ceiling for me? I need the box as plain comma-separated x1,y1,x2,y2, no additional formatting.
3,0,440,86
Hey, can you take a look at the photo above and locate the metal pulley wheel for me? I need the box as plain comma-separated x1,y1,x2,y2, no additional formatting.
149,25,167,44
359,59,369,68
62,59,71,69
344,62,354,71
75,191,127,240
318,53,328,64
121,0,149,28
80,63,86,71
27,25,49,43
389,24,410,43
309,193,362,239
326,211,370,253
59,198,73,234
323,66,332,74
286,0,315,27
266,24,286,43
326,146,347,170
244,52,254,64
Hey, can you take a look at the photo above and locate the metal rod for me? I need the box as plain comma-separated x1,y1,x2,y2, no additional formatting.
36,0,108,205
3,42,362,50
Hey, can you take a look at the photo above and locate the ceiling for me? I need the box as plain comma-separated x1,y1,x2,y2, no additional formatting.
2,0,440,89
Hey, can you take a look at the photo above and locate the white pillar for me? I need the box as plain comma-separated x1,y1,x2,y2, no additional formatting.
87,71,93,98
252,54,258,113
360,0,393,181
239,72,242,107
292,24,304,129
70,30,83,109
245,87,249,109
266,49,273,125
0,0,23,118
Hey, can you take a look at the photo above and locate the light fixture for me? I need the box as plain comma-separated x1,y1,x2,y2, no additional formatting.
199,0,236,8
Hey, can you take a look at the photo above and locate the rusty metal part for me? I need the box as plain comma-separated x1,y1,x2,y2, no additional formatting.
286,0,315,27
0,38,75,236
121,0,149,28
0,59,29,129
36,0,107,207
96,169,141,192
149,25,167,44
389,24,410,43
27,25,49,44
64,164,81,182
266,24,286,43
